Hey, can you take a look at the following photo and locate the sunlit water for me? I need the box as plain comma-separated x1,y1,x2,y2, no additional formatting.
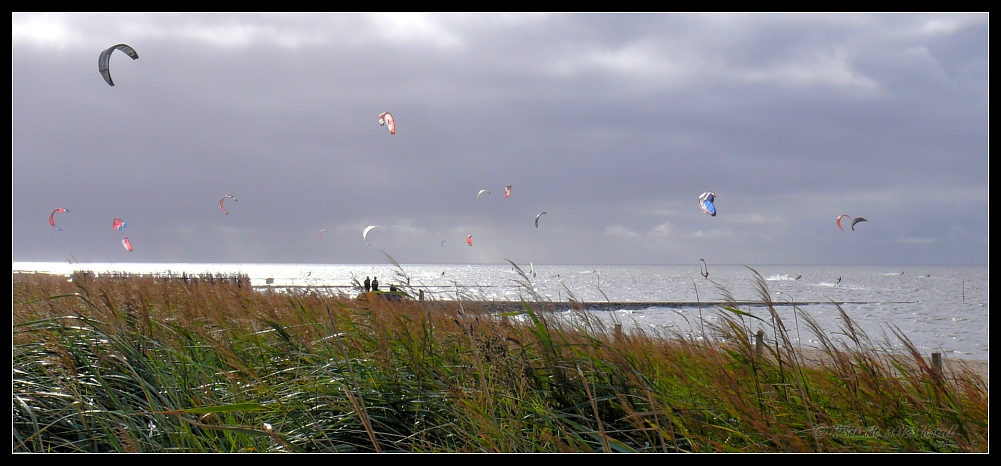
13,262,989,360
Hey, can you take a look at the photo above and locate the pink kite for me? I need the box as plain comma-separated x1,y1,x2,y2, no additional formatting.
836,214,850,231
113,218,126,231
379,112,396,135
466,235,473,246
49,208,68,231
122,237,133,252
504,185,512,198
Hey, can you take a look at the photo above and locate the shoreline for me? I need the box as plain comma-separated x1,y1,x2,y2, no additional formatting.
14,270,990,365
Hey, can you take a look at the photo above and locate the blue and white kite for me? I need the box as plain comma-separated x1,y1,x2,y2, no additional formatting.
699,191,717,217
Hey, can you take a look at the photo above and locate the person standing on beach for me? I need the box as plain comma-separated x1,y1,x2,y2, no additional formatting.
364,276,371,292
372,277,379,291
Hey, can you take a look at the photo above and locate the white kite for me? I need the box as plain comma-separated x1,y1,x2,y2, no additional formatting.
363,225,382,245
220,195,238,215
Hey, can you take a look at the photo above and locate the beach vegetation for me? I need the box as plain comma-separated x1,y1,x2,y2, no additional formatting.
12,267,988,452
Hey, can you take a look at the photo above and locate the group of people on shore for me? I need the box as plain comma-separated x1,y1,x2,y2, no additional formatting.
363,276,399,293
362,275,425,302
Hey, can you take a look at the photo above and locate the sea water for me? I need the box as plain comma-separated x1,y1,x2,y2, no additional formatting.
13,262,989,360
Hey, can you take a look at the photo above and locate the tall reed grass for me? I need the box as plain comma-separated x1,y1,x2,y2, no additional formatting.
12,267,988,452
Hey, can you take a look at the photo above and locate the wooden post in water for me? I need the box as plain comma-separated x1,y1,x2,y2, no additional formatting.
755,329,765,357
931,352,943,375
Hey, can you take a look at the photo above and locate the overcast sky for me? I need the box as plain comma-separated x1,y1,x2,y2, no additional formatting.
12,13,988,266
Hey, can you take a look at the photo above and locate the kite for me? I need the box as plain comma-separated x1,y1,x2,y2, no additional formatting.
363,225,381,245
98,44,139,87
49,208,68,231
219,195,238,215
319,229,327,239
477,189,491,201
504,185,512,198
535,211,547,228
466,235,473,246
378,112,396,134
836,214,851,231
122,237,133,252
851,217,868,231
113,218,126,231
699,192,717,217
441,240,446,247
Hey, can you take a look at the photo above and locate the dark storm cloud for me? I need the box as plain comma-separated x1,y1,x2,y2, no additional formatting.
13,13,987,265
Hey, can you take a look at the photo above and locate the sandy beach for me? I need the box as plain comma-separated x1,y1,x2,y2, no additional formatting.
944,357,989,384
790,347,989,386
